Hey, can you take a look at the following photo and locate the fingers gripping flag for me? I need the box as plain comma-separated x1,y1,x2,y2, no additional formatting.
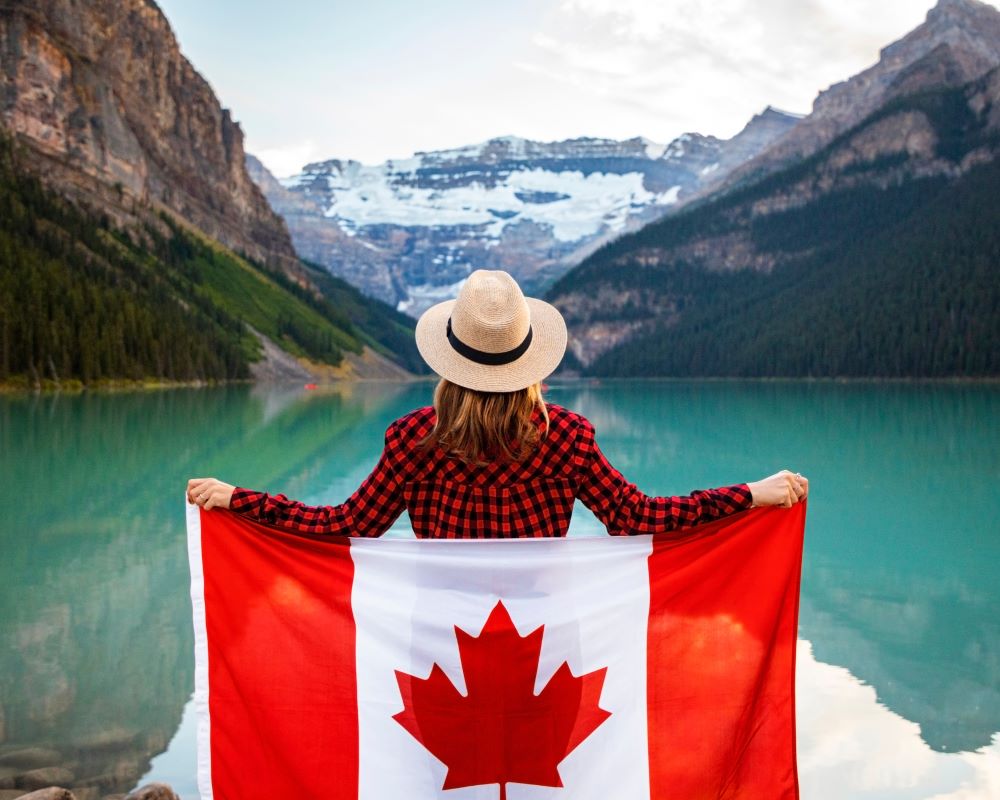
186,499,806,800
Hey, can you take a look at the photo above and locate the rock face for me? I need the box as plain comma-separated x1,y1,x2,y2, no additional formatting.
249,109,799,316
703,0,1000,197
0,0,299,273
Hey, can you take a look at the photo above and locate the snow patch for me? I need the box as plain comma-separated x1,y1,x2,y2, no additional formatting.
639,136,667,160
397,277,469,317
659,185,681,204
306,165,681,243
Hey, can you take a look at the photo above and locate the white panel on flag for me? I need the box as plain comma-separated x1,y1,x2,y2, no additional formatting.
351,536,654,800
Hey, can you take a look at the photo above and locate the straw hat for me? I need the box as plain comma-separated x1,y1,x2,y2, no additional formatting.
415,269,567,392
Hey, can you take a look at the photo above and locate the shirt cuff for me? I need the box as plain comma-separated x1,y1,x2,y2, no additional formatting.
230,487,266,516
732,482,754,510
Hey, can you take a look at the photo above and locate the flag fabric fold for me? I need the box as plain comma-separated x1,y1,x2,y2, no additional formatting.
186,498,806,800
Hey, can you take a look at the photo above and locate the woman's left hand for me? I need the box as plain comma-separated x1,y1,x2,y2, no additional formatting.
187,477,236,510
746,470,808,508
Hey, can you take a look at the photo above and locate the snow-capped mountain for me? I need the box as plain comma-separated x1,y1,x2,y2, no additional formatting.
247,108,799,316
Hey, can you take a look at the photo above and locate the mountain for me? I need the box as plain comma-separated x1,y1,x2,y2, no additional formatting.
248,109,800,317
0,131,427,387
0,0,424,385
548,81,1000,375
545,0,1000,377
693,0,1000,201
0,0,298,274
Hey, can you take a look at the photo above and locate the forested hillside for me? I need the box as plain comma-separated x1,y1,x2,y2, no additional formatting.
0,134,424,388
587,155,1000,377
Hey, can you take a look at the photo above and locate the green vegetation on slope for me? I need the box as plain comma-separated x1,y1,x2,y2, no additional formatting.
0,132,423,387
298,259,428,375
0,141,251,385
587,156,1000,377
154,222,362,366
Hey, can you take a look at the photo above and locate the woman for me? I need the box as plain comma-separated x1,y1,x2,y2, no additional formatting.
187,270,807,535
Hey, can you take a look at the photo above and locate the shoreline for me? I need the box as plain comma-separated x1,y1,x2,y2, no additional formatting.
552,374,1000,384
0,375,435,395
2,373,1000,395
0,377,254,395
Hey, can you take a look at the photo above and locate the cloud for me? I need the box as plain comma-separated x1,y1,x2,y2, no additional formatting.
160,0,1000,165
515,0,990,140
249,139,324,179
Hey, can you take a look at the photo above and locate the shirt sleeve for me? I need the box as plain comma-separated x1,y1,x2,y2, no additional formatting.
228,421,406,537
572,417,753,536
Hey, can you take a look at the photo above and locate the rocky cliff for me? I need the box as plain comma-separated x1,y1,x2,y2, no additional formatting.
248,109,800,317
0,0,299,274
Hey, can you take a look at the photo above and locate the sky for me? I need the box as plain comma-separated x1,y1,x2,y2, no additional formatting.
156,0,1000,175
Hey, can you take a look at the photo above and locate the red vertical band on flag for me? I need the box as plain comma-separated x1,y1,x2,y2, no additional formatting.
199,509,359,799
646,503,805,799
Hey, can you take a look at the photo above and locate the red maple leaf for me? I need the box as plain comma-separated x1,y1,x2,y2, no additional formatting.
393,600,611,800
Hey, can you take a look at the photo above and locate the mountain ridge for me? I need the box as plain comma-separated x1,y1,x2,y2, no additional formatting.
693,0,1000,203
248,108,800,316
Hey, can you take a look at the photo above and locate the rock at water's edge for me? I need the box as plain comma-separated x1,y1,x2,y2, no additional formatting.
11,788,75,800
123,783,180,800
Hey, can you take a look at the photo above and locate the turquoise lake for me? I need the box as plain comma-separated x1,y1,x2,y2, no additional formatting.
1,379,998,799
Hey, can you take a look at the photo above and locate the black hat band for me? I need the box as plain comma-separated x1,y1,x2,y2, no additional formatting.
446,317,533,366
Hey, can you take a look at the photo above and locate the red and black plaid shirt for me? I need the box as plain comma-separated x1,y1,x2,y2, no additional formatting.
229,402,753,538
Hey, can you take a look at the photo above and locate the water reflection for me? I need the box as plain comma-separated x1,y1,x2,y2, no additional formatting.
797,641,1000,799
0,502,190,796
1,379,997,798
0,382,421,797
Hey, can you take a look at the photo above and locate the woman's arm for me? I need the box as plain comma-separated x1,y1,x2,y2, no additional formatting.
573,418,805,536
186,422,407,537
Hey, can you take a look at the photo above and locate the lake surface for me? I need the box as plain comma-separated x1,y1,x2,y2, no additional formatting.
1,379,998,799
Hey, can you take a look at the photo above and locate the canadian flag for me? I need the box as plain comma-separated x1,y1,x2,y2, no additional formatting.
186,499,805,800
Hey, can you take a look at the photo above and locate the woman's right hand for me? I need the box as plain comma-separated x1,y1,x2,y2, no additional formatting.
747,470,808,508
187,477,236,511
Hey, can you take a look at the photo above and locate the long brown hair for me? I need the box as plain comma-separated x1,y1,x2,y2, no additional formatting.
419,379,550,466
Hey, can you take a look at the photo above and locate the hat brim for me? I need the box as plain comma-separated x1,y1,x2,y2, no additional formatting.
415,296,567,392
